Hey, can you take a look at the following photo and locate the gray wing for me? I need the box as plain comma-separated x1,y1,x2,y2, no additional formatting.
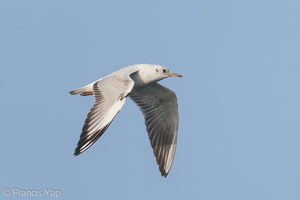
74,73,137,156
129,82,179,177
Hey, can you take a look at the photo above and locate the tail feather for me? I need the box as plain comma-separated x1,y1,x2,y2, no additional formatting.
69,82,95,95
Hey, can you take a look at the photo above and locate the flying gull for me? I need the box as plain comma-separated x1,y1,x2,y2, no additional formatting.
69,64,182,177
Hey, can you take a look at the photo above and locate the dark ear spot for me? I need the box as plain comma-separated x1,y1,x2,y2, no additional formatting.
156,69,159,72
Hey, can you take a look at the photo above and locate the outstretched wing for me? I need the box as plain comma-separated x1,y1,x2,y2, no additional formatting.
129,83,179,177
74,72,137,156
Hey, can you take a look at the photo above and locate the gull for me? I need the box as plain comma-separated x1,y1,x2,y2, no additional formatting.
69,64,182,177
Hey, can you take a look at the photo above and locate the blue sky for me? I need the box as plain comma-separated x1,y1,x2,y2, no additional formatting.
1,1,299,199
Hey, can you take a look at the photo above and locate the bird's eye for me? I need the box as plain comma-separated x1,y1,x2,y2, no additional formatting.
163,69,166,73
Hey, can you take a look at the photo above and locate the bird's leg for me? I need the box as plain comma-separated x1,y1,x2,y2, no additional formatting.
80,92,94,96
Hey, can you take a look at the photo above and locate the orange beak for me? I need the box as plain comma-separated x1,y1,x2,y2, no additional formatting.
168,73,183,77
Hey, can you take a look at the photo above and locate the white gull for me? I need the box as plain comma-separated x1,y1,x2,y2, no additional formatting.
69,63,182,177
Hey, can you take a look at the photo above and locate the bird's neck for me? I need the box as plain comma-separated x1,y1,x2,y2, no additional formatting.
130,70,164,87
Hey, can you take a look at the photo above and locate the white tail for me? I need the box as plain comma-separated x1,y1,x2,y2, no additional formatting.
69,82,96,95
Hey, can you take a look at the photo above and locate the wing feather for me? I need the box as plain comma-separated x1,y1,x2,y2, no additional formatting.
129,82,179,177
74,72,137,156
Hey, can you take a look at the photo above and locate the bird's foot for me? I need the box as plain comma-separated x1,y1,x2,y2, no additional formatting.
80,92,94,96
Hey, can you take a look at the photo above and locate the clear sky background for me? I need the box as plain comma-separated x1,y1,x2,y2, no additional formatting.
1,1,299,199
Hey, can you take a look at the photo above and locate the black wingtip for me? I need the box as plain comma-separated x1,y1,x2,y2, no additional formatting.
161,171,168,178
73,147,83,156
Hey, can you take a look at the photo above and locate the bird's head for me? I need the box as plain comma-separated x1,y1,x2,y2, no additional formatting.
154,65,183,80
